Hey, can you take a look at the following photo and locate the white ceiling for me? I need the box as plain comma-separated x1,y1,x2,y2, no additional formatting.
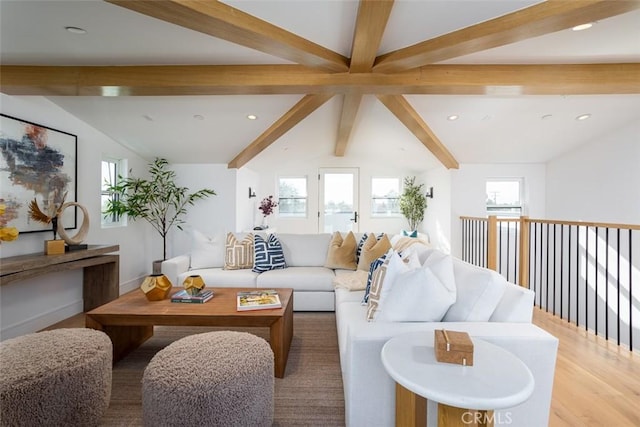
1,0,639,171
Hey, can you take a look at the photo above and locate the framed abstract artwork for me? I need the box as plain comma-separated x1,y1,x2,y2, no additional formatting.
0,114,77,234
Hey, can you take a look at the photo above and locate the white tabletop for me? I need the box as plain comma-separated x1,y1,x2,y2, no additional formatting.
381,331,534,410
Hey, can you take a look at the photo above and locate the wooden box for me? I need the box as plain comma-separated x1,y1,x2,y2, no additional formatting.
45,239,65,255
434,329,474,366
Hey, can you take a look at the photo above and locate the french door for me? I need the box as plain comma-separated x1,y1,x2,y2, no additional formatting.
318,168,359,233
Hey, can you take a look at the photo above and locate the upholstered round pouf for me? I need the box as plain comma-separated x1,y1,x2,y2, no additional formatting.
142,331,274,427
0,328,113,427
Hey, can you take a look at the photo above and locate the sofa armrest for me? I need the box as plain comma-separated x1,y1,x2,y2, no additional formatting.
161,255,190,286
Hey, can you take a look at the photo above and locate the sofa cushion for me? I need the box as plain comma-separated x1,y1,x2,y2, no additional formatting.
357,233,392,271
190,230,225,269
324,231,357,270
257,266,336,291
180,268,259,287
442,258,508,322
376,262,456,322
252,234,287,273
224,233,254,270
276,233,331,267
490,282,535,322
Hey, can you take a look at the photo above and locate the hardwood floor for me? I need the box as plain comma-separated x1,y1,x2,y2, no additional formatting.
532,308,640,426
47,308,640,426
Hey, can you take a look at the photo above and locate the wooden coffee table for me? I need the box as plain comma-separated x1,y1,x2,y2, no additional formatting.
86,287,293,378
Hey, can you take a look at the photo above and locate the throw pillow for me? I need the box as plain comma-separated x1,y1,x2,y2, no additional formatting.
190,230,225,269
362,249,392,304
324,231,357,270
401,229,418,238
356,232,386,263
376,263,457,322
366,250,421,321
224,233,254,270
357,233,392,271
252,234,287,273
442,258,507,322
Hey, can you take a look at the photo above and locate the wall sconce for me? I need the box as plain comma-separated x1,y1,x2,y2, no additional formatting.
248,187,256,198
425,187,434,199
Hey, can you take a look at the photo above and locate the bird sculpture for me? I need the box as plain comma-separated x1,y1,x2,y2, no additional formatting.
28,191,67,240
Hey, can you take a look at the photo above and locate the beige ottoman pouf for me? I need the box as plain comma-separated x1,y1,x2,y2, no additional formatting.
142,331,274,427
0,328,112,427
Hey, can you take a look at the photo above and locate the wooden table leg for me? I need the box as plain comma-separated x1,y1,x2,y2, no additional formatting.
270,295,293,378
395,383,426,427
86,316,153,363
438,404,494,427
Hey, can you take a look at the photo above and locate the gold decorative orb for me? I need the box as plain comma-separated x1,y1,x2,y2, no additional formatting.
183,275,206,296
140,274,172,301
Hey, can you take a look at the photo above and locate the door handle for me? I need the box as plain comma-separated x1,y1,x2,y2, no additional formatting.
351,211,358,223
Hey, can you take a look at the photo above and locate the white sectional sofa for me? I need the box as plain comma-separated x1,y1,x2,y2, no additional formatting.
162,232,338,311
335,254,559,427
163,231,559,426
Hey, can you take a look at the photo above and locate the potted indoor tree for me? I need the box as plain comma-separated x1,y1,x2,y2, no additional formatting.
103,157,215,271
399,176,427,234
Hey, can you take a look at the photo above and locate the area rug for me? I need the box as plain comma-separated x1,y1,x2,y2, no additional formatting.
99,312,345,426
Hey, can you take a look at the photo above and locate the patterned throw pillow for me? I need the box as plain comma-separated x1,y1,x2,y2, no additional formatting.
224,233,254,270
356,232,386,263
362,250,391,304
357,233,392,271
324,231,357,270
253,234,287,273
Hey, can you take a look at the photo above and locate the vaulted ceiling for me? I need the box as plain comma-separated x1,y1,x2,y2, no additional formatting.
1,0,639,171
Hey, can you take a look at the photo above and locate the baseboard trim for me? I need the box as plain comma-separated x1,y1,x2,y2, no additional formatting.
0,300,84,340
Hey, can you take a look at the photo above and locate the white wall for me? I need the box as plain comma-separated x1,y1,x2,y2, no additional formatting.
421,166,452,253
546,120,640,224
449,163,547,258
0,95,152,340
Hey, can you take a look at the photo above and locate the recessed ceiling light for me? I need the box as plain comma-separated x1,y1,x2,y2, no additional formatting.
447,115,459,121
143,114,154,122
193,114,204,120
247,114,258,120
576,113,591,121
541,114,553,120
65,26,87,34
572,23,593,31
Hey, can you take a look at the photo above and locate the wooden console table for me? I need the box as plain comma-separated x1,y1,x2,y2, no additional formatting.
0,244,120,311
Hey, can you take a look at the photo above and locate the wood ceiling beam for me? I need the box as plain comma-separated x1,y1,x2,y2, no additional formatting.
377,95,459,170
106,0,349,73
335,0,394,157
350,0,394,73
373,0,640,73
227,93,333,169
3,64,638,96
335,94,364,156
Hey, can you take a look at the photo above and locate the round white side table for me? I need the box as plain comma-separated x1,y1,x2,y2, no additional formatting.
381,331,534,427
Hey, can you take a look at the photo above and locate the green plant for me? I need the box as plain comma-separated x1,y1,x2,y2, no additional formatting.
103,157,215,260
399,176,427,231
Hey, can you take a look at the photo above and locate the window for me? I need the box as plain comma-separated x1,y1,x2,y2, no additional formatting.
278,176,307,217
371,177,401,216
101,157,126,226
486,178,524,217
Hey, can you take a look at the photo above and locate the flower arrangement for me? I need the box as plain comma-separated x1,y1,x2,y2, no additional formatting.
258,195,278,217
0,204,19,243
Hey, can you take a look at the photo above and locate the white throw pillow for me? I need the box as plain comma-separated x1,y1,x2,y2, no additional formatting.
442,258,508,322
190,230,225,269
367,250,420,321
376,263,457,322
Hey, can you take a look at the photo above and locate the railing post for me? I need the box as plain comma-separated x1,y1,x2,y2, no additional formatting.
518,216,530,288
487,216,497,271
